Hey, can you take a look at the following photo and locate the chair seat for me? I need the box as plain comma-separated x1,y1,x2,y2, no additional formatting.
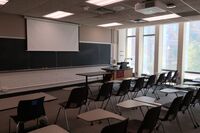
159,109,168,121
127,119,142,133
59,101,81,109
88,94,98,100
162,102,171,109
10,115,22,123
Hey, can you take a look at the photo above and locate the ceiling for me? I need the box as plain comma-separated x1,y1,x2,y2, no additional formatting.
1,0,200,28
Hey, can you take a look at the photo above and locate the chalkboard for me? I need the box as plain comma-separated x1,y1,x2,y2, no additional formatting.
0,38,111,71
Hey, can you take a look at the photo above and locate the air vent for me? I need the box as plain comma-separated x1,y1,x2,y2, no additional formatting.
94,7,115,15
177,11,199,17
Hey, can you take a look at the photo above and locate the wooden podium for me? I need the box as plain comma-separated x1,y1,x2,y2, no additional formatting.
102,67,133,80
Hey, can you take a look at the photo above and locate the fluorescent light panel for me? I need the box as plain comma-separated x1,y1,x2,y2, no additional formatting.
44,11,74,19
86,0,124,6
143,13,180,21
0,0,8,5
98,22,122,27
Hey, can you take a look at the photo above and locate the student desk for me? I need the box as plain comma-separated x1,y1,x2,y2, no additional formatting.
77,109,125,124
77,71,111,86
0,92,57,111
133,96,162,106
28,125,69,133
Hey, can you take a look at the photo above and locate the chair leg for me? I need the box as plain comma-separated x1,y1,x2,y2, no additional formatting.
190,107,200,127
55,107,62,124
176,116,183,133
64,110,70,131
160,122,165,133
187,109,197,128
78,106,82,114
9,118,11,133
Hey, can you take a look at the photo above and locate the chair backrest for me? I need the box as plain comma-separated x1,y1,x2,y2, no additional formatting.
171,70,178,83
117,79,131,96
156,73,166,85
103,73,112,83
131,77,145,92
137,106,161,133
165,71,173,82
65,86,88,108
96,82,113,101
144,75,156,88
180,90,194,112
163,96,183,121
101,119,128,133
17,97,46,122
191,88,200,105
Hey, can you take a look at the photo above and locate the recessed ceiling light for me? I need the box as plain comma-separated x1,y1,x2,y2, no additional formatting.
98,22,122,27
44,11,74,19
0,0,9,5
143,14,180,21
166,3,176,9
86,0,124,7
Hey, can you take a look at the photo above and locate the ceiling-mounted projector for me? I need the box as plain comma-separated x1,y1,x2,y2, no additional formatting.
135,0,166,15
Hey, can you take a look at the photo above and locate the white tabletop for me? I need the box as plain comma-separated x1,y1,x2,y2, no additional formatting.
28,125,69,133
77,109,125,122
0,92,57,111
160,88,188,93
117,100,156,109
134,96,162,106
174,84,199,90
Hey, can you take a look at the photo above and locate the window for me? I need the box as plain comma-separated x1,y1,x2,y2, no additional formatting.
142,26,155,75
126,28,136,72
184,21,200,79
162,23,179,70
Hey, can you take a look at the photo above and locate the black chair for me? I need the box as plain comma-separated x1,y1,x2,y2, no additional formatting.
163,90,197,128
55,86,88,130
152,73,166,99
112,79,131,113
101,119,128,133
164,71,173,85
9,97,47,133
171,70,178,85
143,75,156,96
112,79,131,103
87,82,113,109
157,96,183,133
129,77,145,98
127,106,161,133
189,88,200,128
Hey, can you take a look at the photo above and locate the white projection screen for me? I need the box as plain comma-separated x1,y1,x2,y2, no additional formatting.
26,18,79,51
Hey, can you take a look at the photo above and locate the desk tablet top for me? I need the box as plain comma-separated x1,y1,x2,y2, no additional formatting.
78,109,125,122
28,125,69,133
77,71,111,77
117,100,156,109
134,96,162,106
0,92,57,111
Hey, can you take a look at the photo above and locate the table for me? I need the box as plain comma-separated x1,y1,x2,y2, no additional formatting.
77,109,125,123
0,92,57,111
77,71,111,86
28,125,69,133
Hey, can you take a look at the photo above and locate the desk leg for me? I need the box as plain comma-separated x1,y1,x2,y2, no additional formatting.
85,76,93,95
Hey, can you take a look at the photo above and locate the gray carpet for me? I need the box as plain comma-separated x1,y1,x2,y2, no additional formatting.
1,86,200,133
